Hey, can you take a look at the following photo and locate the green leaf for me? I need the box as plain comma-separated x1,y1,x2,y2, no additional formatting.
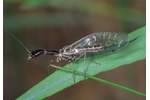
17,26,146,100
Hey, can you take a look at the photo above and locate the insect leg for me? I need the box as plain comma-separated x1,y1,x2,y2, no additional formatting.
50,60,76,82
48,60,60,75
89,57,101,67
47,64,50,75
47,60,54,75
70,62,75,83
83,53,87,79
75,53,87,79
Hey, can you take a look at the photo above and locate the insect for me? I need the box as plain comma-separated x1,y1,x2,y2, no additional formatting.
10,31,140,82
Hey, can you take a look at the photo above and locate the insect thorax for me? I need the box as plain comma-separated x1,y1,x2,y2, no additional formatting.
58,45,105,62
58,49,80,62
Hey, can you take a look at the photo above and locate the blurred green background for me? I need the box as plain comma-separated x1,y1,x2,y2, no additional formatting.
4,0,146,100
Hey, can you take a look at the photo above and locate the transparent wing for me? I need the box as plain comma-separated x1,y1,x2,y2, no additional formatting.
64,31,129,52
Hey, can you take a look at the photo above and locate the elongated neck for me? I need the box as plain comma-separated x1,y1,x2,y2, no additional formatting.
28,49,59,60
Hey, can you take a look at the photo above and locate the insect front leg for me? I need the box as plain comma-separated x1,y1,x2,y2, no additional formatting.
47,60,54,75
48,60,59,75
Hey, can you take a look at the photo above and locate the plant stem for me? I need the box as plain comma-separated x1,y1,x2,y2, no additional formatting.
52,65,146,98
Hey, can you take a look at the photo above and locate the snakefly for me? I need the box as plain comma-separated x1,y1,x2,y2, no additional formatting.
10,31,140,82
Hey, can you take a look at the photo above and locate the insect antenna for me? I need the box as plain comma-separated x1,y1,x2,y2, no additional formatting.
9,33,31,54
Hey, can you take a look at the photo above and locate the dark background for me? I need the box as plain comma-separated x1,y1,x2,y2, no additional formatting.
4,0,146,100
